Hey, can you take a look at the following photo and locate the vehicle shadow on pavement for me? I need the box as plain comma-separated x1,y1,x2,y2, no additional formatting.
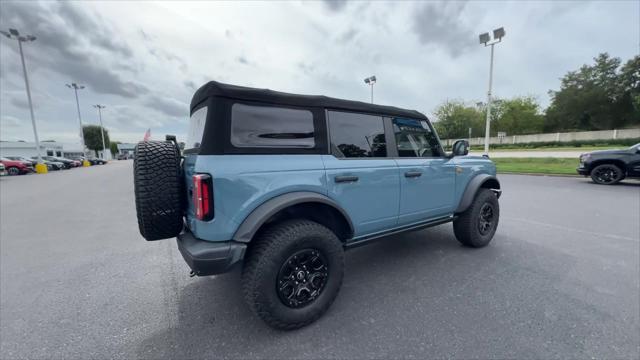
135,225,497,359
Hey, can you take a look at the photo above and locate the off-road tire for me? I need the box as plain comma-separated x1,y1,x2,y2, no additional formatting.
242,219,344,330
590,163,623,185
134,140,184,241
453,188,499,248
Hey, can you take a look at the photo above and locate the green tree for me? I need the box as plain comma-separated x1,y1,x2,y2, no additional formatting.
491,97,544,135
82,125,110,156
110,141,121,157
545,53,640,132
432,100,484,139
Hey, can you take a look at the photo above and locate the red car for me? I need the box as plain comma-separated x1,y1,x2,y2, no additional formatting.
0,158,34,175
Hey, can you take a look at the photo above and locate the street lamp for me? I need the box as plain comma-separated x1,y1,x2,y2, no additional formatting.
0,28,47,173
364,75,376,104
93,104,109,160
479,27,506,156
66,83,89,165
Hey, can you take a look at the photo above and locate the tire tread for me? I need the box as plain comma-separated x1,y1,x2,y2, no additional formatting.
133,141,184,240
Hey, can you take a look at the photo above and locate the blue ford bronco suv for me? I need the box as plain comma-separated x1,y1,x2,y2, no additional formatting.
133,81,502,330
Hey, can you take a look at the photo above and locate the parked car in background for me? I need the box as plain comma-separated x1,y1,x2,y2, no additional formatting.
70,156,89,165
5,156,37,167
89,158,108,165
116,153,130,160
577,143,640,185
37,156,76,169
0,163,7,176
0,158,34,175
42,160,64,171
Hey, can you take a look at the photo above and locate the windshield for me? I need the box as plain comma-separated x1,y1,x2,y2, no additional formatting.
186,106,207,149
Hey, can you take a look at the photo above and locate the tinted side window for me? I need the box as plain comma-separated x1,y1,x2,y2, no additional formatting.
328,111,387,158
231,104,315,148
392,117,441,157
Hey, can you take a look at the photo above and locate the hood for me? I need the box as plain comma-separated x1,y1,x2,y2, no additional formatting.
584,148,629,156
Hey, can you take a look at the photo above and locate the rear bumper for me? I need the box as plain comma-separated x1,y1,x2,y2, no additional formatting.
177,231,246,276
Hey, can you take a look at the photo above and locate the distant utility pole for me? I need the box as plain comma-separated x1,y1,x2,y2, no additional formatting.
93,104,108,159
364,75,376,104
66,83,87,155
479,27,506,156
0,28,46,172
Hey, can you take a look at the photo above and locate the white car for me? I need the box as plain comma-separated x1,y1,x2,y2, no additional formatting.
0,163,7,176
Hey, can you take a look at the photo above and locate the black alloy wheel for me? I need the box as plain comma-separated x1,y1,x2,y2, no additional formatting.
591,164,623,185
277,249,329,308
477,203,495,236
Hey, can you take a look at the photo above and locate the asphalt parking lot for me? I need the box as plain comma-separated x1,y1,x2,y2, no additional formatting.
1,161,638,359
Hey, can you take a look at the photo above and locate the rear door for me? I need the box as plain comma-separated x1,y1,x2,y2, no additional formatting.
390,117,456,225
323,111,400,238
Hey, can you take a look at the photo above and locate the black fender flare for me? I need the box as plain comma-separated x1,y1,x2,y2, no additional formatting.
232,191,354,243
455,174,501,213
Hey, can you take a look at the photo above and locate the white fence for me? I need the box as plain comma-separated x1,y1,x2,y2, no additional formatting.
442,128,640,146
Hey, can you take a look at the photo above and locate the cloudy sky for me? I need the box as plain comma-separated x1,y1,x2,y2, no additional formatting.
0,0,638,145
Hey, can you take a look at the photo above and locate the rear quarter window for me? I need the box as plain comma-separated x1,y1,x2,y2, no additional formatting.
230,103,315,148
187,106,207,149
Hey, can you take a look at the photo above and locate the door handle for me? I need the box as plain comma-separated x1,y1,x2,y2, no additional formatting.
335,175,359,183
404,171,422,178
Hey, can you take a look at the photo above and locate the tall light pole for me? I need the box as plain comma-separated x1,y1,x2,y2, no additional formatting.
66,83,87,159
93,104,108,160
479,27,505,156
0,28,47,173
364,75,376,103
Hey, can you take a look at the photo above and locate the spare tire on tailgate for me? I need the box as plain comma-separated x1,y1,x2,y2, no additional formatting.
134,140,184,241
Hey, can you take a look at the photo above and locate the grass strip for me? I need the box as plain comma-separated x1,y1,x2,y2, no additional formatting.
492,157,579,175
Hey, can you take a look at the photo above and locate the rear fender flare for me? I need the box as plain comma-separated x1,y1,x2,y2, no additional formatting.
232,192,354,243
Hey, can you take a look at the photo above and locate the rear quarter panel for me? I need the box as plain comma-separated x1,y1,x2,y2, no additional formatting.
185,155,327,241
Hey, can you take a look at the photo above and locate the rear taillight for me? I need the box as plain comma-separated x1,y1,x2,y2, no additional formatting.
193,174,214,221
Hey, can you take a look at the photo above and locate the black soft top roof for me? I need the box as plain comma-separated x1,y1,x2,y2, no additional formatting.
191,81,427,120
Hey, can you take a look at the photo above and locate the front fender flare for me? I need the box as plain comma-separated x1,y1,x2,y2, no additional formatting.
232,191,354,243
455,174,501,213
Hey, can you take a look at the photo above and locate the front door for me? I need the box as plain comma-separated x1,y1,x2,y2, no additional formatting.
389,117,456,225
324,111,400,237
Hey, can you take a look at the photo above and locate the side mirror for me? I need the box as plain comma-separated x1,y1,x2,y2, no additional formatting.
452,139,469,157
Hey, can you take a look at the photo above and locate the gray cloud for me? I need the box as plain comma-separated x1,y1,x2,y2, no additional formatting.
338,28,358,44
9,96,28,110
0,1,148,97
1,115,22,128
322,0,348,12
297,62,316,76
184,80,198,91
411,2,474,57
236,56,251,65
140,27,188,73
145,95,188,118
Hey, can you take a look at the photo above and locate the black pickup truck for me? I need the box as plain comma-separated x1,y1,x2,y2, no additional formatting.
577,143,640,184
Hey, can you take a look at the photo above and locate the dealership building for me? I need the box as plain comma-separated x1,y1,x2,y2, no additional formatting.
0,141,85,159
